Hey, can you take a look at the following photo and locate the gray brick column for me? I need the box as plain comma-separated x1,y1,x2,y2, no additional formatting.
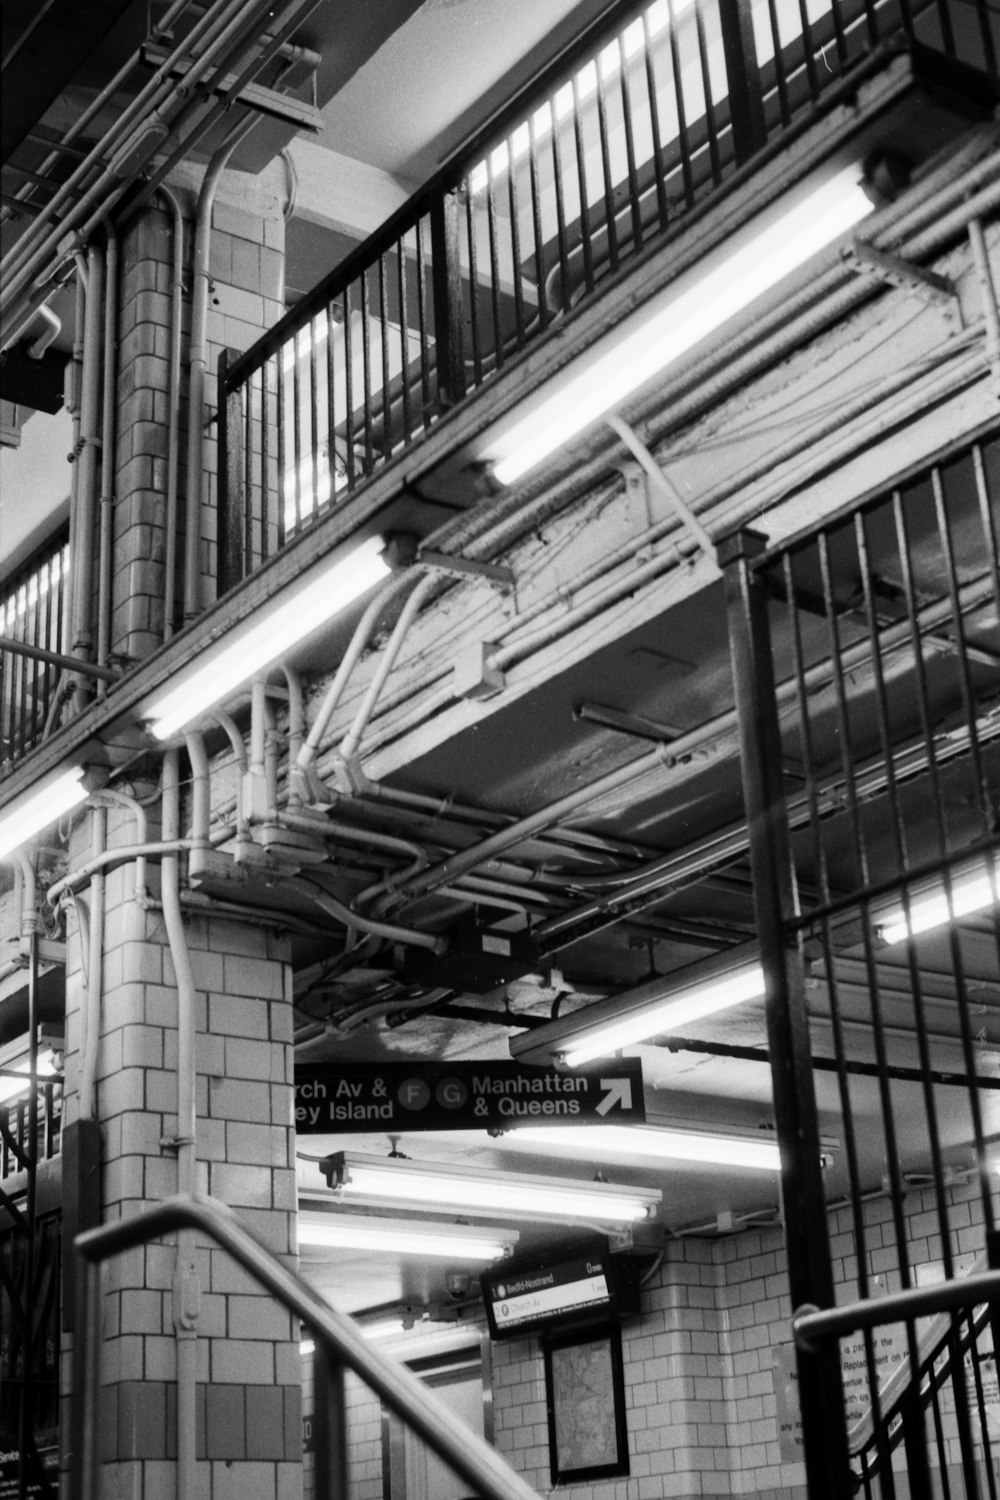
61,804,302,1498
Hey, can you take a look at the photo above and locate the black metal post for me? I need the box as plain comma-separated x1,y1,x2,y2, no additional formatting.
721,528,852,1500
429,187,467,410
313,1344,349,1500
216,347,246,595
718,0,767,164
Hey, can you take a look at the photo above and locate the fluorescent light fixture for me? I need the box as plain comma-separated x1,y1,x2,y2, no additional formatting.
487,163,873,485
0,766,89,861
320,1150,660,1225
509,945,765,1068
144,535,392,740
0,1049,58,1106
878,857,1000,944
298,1212,516,1261
510,1122,782,1171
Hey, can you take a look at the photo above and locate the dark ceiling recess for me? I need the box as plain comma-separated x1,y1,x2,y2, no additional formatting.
0,343,66,413
0,0,143,164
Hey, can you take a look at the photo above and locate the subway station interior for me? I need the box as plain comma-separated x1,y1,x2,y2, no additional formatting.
1,0,999,1496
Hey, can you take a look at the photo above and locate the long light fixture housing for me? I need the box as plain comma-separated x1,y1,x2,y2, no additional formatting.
486,162,873,486
509,1122,782,1172
877,856,1000,944
509,944,765,1068
144,535,392,740
320,1151,661,1226
298,1211,517,1262
0,765,89,861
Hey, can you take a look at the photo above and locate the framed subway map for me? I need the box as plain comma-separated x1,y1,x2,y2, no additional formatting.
543,1326,629,1484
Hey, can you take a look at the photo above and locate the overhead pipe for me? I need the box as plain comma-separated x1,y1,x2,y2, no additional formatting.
294,570,423,785
46,828,235,905
77,807,106,1123
88,788,150,902
287,876,448,954
213,710,251,839
70,240,105,712
160,748,201,1500
183,119,259,618
336,573,439,766
96,226,119,679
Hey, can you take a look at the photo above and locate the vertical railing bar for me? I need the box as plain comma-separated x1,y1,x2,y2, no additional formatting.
397,236,412,443
971,442,1000,623
928,1375,953,1500
291,328,303,535
415,216,432,421
766,0,793,125
945,1322,984,1500
667,0,696,207
527,111,548,332
485,159,505,372
966,1314,998,1500
616,30,644,252
325,302,337,507
971,0,998,75
269,357,283,553
693,0,722,185
640,4,670,230
815,520,917,1490
378,251,392,463
795,0,820,102
262,360,274,555
360,267,374,474
343,285,356,489
571,70,596,294
594,47,619,274
16,578,30,759
549,107,572,316
828,0,849,68
309,313,321,522
890,485,970,1279
507,139,527,345
935,0,956,62
465,177,484,384
276,343,287,545
40,552,55,744
243,379,254,569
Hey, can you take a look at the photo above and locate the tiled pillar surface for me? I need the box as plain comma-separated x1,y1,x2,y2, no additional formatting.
111,166,285,661
61,806,302,1499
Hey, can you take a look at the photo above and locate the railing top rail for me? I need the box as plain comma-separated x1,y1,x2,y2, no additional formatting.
221,0,650,386
793,1270,1000,1352
75,1193,541,1500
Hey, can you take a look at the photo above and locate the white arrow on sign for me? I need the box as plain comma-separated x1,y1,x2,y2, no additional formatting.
596,1078,632,1115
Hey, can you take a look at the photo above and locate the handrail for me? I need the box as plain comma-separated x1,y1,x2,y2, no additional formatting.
792,1270,1000,1351
73,1193,541,1500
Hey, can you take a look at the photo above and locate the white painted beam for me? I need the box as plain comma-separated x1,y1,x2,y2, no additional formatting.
286,139,419,241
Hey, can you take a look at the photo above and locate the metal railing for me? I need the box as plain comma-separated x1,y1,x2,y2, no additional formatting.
0,1074,62,1181
217,0,999,588
0,527,69,770
722,428,1000,1498
70,1194,541,1500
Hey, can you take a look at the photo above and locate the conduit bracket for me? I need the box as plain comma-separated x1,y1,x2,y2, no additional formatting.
843,238,958,308
417,548,514,590
605,415,720,573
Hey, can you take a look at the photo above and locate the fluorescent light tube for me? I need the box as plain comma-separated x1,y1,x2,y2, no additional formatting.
298,1214,515,1261
510,1122,782,1171
322,1150,660,1225
558,963,766,1068
488,164,872,485
878,857,1000,944
0,1049,58,1106
145,535,391,740
0,766,89,861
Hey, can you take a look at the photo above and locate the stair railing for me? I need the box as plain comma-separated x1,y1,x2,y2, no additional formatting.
794,1271,1000,1498
69,1194,541,1500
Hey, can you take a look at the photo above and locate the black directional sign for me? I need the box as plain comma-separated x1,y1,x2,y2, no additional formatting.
294,1059,645,1133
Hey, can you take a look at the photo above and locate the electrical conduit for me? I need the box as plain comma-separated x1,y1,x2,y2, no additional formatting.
161,748,200,1500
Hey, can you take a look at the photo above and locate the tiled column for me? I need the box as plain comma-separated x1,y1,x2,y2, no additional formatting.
112,165,285,660
61,805,302,1499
